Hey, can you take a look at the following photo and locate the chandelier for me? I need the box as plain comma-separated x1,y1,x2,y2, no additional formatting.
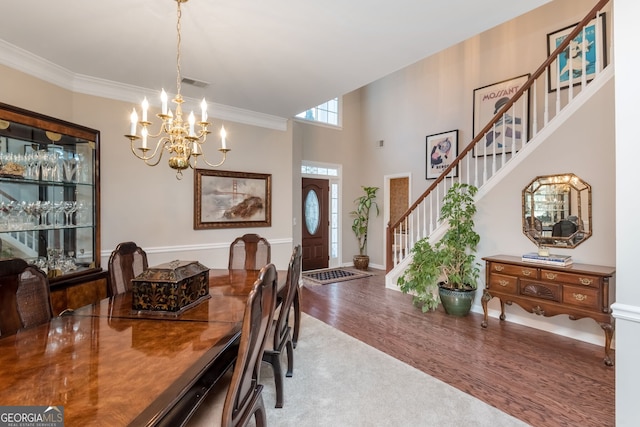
124,0,229,179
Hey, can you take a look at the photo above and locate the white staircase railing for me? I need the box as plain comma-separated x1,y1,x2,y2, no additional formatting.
385,0,611,278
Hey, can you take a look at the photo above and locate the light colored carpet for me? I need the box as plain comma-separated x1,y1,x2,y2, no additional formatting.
188,313,530,426
258,314,529,427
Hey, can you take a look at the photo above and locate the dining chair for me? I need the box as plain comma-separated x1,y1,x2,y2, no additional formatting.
186,263,278,427
107,241,148,296
262,245,302,408
0,258,53,337
228,234,271,270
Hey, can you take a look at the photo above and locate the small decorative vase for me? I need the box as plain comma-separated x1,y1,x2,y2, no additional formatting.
353,255,370,270
438,286,476,317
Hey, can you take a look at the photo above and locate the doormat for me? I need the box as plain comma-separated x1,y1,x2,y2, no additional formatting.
302,268,372,285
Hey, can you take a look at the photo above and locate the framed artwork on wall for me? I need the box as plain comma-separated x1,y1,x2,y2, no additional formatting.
472,74,529,157
426,129,458,179
194,169,272,229
547,13,607,92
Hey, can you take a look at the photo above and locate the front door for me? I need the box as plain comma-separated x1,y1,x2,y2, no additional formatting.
302,178,329,271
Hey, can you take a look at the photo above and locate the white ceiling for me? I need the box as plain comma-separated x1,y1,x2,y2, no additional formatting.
0,0,549,126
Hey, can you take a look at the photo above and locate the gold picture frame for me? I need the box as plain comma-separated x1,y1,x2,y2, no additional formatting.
194,169,272,229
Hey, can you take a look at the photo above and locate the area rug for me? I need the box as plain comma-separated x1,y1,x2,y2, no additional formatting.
188,313,528,426
301,267,372,285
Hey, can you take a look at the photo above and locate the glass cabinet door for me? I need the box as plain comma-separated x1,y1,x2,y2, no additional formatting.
0,103,100,280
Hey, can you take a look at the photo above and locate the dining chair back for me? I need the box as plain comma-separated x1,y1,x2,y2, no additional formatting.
107,241,148,296
0,258,53,337
262,244,302,408
228,234,271,270
222,263,278,426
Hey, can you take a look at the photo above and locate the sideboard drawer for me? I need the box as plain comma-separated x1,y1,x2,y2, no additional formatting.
490,262,538,279
488,273,518,294
540,269,600,288
563,285,599,309
520,280,561,302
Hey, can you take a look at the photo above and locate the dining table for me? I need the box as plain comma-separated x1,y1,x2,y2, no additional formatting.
0,268,286,427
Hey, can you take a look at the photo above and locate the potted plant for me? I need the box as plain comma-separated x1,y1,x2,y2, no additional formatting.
397,182,480,316
350,186,379,270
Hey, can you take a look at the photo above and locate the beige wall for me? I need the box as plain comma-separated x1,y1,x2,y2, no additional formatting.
0,64,295,270
294,90,364,263
296,0,612,269
296,0,615,344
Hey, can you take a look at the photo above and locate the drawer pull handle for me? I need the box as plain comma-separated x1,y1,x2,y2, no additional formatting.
522,270,531,276
495,265,504,272
573,293,588,302
579,278,594,285
498,280,509,287
545,273,557,280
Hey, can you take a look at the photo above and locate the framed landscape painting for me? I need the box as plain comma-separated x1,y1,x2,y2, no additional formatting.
472,74,529,157
194,169,272,229
547,13,606,92
426,129,458,179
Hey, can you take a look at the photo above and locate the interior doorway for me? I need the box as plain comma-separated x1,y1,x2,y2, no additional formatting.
384,173,411,267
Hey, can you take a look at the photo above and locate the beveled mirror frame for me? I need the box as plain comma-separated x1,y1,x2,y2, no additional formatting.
522,173,592,248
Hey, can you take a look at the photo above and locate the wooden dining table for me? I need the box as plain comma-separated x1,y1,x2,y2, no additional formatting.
0,268,286,427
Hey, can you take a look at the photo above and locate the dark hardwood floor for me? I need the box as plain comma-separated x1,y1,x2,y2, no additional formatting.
300,269,614,427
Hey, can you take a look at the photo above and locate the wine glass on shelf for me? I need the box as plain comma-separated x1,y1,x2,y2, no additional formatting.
53,201,65,227
36,151,50,181
20,201,37,229
62,152,77,182
74,153,85,183
38,201,52,228
75,201,86,225
25,152,39,180
63,201,78,227
4,201,19,230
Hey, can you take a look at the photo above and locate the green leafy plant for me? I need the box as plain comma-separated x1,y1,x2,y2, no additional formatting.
350,186,379,256
397,238,442,312
397,182,480,312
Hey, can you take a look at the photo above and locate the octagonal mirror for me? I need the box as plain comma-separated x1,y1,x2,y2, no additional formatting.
522,173,591,248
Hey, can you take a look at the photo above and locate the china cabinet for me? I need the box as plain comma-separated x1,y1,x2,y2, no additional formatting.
0,102,105,313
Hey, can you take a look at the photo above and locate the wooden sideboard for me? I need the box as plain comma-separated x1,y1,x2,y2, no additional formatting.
481,255,615,365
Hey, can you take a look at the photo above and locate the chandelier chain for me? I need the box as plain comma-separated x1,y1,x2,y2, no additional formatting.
176,1,182,97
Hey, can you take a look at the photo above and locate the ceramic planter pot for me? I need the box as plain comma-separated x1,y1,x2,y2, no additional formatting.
353,255,370,270
438,286,476,317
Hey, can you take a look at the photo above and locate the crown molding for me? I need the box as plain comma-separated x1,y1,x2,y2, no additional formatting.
0,39,288,131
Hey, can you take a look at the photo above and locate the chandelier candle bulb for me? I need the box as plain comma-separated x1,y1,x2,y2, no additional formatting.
200,99,207,122
220,126,227,149
141,127,148,150
141,98,149,122
161,89,168,115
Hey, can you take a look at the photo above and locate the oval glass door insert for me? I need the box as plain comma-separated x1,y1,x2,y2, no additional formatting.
305,190,320,235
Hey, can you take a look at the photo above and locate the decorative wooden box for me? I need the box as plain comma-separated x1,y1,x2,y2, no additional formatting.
132,260,210,314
